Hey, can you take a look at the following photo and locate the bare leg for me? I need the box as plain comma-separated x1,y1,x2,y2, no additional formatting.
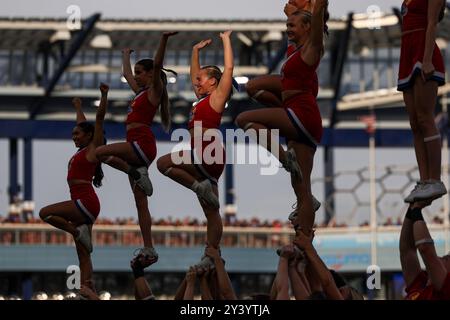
200,185,223,248
39,200,87,237
129,177,153,248
404,88,429,181
235,108,300,165
290,142,316,235
413,77,441,180
96,142,146,173
246,75,283,107
75,238,94,288
157,151,200,190
158,152,222,247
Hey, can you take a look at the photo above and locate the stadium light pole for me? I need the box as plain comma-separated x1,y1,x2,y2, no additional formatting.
360,112,377,267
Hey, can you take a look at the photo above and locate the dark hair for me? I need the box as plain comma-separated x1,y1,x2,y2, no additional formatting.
136,58,177,132
439,2,446,22
77,121,105,188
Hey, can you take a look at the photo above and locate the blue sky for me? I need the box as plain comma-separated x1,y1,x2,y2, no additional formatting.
2,0,401,19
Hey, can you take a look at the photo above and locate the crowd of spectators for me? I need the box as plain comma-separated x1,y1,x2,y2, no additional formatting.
1,211,445,228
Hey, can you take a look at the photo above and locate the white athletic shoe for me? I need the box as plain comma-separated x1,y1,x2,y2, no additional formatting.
276,245,305,260
283,148,303,182
288,196,321,222
134,167,153,197
193,180,220,209
413,180,447,202
404,181,425,203
76,224,93,253
132,247,159,268
194,255,215,270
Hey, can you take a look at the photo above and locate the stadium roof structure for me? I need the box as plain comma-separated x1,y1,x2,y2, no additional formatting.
1,5,449,220
0,6,449,125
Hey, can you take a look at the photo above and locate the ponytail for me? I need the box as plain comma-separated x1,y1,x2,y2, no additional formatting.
160,68,177,132
323,4,330,36
439,2,445,22
93,163,104,188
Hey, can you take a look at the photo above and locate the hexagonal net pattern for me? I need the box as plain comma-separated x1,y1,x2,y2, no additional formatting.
311,164,448,227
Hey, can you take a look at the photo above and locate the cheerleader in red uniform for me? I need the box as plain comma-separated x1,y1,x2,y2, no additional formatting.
246,0,313,108
400,201,450,300
400,0,447,203
236,1,329,234
95,32,178,267
39,83,109,294
245,1,323,221
157,31,234,267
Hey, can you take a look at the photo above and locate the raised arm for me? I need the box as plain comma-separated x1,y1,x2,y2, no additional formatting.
302,0,326,66
275,245,296,300
411,206,448,291
294,230,344,300
422,0,445,80
174,278,187,301
210,30,234,113
288,255,310,299
72,97,86,124
148,32,178,105
205,246,237,300
91,83,108,148
183,267,197,300
190,39,212,98
122,48,140,93
198,267,213,300
400,206,423,287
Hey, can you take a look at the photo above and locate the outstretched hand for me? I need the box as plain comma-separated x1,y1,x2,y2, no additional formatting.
293,229,314,249
279,244,296,259
72,97,82,108
421,61,435,82
99,82,109,95
284,3,298,16
193,39,212,50
163,31,178,37
121,48,134,55
205,246,221,261
220,30,232,39
186,266,197,283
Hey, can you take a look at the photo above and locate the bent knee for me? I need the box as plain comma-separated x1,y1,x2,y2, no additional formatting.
39,207,50,221
245,80,258,96
95,145,108,159
235,112,250,129
156,156,171,174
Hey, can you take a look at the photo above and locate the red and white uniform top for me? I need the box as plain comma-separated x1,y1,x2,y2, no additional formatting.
188,95,222,130
126,88,158,126
281,45,319,98
67,147,96,182
401,0,429,32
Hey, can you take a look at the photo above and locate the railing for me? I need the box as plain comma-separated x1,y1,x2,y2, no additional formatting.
0,223,447,249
